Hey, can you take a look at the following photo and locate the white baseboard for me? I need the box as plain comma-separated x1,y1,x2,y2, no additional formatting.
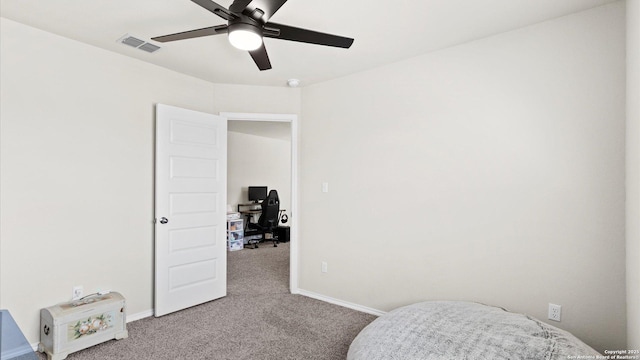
3,347,35,359
297,289,387,317
127,309,154,322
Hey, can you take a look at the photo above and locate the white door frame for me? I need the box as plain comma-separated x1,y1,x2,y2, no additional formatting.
221,112,299,293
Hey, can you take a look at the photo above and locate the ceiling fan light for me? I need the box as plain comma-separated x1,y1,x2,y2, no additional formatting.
228,28,262,51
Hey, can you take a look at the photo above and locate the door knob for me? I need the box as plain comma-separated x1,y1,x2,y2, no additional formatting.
159,217,169,224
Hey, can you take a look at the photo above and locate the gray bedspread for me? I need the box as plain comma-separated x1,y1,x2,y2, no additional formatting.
347,301,600,360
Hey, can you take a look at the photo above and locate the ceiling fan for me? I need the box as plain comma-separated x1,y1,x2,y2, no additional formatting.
152,0,354,71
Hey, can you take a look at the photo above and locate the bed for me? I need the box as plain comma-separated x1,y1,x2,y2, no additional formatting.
347,301,600,360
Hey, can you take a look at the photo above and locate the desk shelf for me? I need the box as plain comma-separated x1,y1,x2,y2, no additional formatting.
237,202,261,213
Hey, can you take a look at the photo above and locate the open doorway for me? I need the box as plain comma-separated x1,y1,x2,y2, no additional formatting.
222,112,298,293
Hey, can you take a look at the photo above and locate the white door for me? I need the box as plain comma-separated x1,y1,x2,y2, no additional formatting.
155,104,227,317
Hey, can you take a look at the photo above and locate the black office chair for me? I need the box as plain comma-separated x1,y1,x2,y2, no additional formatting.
246,189,280,248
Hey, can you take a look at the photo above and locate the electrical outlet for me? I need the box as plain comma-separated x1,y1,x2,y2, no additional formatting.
548,303,562,322
72,286,83,300
321,261,328,273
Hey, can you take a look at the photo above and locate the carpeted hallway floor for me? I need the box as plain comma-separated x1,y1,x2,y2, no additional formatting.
39,242,376,360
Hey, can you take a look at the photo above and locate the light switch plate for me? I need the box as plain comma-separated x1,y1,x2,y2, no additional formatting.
322,182,329,193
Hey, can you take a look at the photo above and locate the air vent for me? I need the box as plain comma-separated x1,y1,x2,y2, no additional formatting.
117,34,161,54
121,36,145,48
138,43,161,53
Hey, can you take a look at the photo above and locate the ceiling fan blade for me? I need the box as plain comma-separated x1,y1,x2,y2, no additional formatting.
247,0,287,22
152,25,228,43
191,0,236,21
264,22,354,48
249,44,272,71
229,0,253,13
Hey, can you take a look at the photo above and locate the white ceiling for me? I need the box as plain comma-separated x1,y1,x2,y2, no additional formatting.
0,0,618,87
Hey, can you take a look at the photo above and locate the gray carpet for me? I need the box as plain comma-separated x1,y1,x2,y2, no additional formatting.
38,242,376,360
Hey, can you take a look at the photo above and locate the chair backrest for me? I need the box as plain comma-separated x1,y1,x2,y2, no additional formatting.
258,190,280,228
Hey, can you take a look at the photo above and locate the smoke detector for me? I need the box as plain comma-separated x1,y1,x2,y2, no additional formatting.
287,79,300,88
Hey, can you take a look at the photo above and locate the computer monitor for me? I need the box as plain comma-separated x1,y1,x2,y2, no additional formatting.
248,186,268,203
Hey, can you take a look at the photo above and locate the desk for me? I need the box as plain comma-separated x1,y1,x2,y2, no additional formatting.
238,209,261,231
238,208,287,226
237,203,261,232
237,203,286,244
237,205,261,247
237,202,261,213
239,209,286,232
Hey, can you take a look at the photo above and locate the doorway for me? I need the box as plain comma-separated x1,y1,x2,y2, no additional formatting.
222,112,298,293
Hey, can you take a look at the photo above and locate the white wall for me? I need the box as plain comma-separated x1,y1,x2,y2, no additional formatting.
299,2,626,352
227,130,292,212
627,0,640,349
0,2,629,350
0,17,300,344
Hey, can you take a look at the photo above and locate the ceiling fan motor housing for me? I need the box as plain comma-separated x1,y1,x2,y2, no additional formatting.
228,19,262,35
